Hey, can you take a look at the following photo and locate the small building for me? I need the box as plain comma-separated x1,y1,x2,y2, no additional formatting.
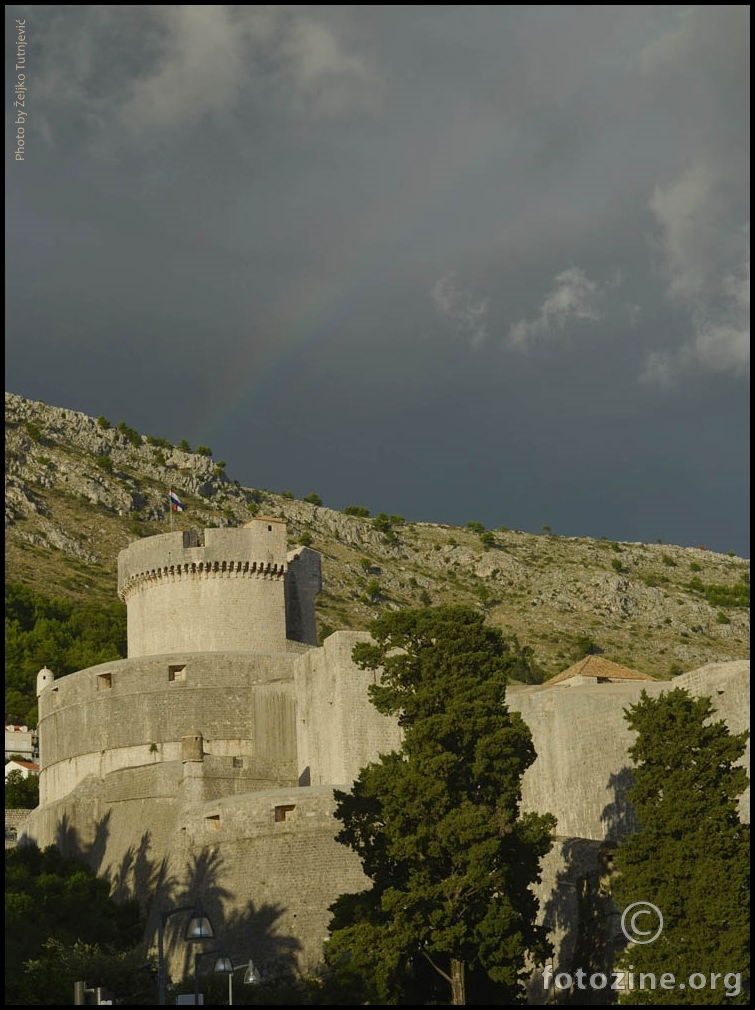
5,724,38,762
5,759,40,780
542,655,657,688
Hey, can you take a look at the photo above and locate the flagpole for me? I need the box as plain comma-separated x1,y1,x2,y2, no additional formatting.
169,490,173,530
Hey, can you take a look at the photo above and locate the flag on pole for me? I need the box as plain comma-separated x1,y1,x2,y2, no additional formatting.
169,489,185,513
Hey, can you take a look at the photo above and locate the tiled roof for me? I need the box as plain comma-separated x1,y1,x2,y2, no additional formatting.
545,655,656,686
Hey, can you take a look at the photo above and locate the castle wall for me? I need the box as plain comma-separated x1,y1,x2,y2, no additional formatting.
294,631,403,787
285,547,322,646
508,658,750,842
178,786,371,977
118,522,289,657
37,654,299,806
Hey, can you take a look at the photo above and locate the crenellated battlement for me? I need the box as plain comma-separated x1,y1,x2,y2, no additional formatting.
119,558,286,601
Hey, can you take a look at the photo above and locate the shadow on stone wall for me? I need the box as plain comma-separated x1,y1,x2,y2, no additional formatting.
600,766,638,843
43,814,304,991
530,765,641,1005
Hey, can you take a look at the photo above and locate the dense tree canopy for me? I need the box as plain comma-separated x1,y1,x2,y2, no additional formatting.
327,606,556,1004
5,767,39,809
5,843,150,1004
5,582,127,725
612,688,750,1005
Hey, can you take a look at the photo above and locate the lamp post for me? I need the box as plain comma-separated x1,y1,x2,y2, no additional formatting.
228,960,262,1005
157,902,215,1006
194,948,233,1006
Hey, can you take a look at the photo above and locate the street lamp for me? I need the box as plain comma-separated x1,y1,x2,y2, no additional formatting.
157,901,215,1006
194,948,233,1006
228,959,262,1005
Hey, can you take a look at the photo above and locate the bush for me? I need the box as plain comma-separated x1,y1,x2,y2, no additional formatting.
343,505,371,518
195,445,213,457
25,422,42,443
96,455,114,473
97,415,111,429
146,435,172,448
303,493,323,506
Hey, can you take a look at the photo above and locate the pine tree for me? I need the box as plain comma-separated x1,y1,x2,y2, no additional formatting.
612,688,749,1005
327,606,556,1004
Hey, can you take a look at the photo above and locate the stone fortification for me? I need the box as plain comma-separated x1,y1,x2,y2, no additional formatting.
21,519,750,995
294,631,403,787
36,653,299,807
118,520,292,657
509,658,750,841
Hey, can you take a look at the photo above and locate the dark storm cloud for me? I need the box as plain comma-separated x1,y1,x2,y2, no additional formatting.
5,6,749,556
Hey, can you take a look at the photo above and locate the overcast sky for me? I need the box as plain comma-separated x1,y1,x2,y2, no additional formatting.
5,6,750,557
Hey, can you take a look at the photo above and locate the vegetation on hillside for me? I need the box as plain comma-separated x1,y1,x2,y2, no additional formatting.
5,582,127,725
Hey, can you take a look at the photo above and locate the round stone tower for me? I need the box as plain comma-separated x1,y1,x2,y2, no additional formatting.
117,518,290,657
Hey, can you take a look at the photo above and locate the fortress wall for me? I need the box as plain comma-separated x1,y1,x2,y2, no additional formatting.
37,654,298,805
285,547,323,646
294,631,403,787
178,786,371,975
508,660,750,841
118,523,289,656
509,682,648,841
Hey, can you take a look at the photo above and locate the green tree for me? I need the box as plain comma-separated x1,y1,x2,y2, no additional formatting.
5,843,148,1004
328,606,556,1004
5,768,39,808
612,688,750,1004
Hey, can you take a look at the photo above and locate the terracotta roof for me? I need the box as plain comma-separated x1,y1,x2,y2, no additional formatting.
5,760,40,773
544,655,656,686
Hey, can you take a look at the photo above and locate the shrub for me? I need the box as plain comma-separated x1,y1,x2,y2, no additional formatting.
343,505,370,518
662,554,677,567
480,531,496,549
97,415,110,429
303,493,323,506
299,532,313,547
25,422,42,443
96,455,114,473
195,445,213,457
146,435,172,448
281,490,295,500
466,521,485,534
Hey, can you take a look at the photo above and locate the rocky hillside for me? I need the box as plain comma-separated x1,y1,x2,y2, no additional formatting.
5,392,750,680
